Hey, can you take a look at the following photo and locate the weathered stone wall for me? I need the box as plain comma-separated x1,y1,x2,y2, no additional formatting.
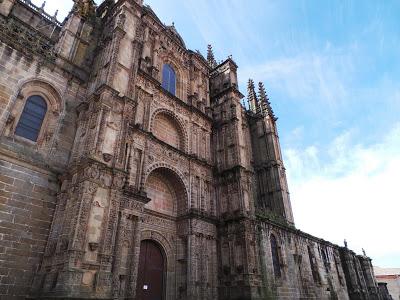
0,2,87,297
0,36,85,297
0,43,83,158
0,158,58,299
258,220,349,300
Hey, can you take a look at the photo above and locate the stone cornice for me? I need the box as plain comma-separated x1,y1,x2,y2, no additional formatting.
65,156,127,179
95,83,136,103
256,214,347,251
210,57,238,73
0,15,56,64
213,165,254,178
17,0,62,28
0,143,58,176
211,85,245,101
0,15,90,82
177,208,218,224
253,160,285,170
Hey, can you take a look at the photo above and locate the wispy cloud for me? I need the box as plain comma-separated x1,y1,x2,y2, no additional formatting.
239,47,355,115
285,123,400,266
180,0,279,61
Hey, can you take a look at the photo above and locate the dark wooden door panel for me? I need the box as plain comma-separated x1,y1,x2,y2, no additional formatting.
136,240,165,300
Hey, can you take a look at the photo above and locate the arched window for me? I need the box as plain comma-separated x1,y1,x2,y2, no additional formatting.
15,95,47,142
162,64,176,95
270,234,281,278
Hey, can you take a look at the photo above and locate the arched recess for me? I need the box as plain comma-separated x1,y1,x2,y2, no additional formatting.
150,109,187,152
270,233,282,278
144,164,188,217
3,78,62,146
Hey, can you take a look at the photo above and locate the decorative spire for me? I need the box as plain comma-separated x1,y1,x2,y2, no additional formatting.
53,10,58,21
258,82,276,120
247,79,257,113
207,44,217,69
40,1,46,10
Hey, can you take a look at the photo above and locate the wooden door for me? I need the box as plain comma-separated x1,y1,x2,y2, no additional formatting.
136,240,165,300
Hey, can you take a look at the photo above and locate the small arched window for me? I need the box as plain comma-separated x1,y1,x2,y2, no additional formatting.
15,95,47,142
162,64,176,95
270,234,281,278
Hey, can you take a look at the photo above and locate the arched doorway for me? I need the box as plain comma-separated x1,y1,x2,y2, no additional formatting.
136,240,165,300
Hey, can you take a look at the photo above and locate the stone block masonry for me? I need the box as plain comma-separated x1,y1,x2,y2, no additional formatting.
0,157,58,299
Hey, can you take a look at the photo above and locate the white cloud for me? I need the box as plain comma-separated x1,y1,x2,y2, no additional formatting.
285,123,400,266
285,126,305,145
239,50,351,115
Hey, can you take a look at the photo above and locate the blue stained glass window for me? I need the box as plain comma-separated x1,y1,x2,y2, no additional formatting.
270,234,281,278
162,64,176,95
15,95,47,142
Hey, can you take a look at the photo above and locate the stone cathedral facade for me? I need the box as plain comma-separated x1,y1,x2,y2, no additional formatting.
0,1,389,300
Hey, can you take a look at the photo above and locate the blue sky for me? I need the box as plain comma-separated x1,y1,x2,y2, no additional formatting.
34,0,400,267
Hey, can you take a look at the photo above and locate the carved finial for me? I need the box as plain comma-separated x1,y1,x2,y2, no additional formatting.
362,248,366,256
40,1,46,10
228,54,236,65
344,239,348,248
73,0,96,19
53,10,58,20
207,44,217,69
247,79,257,113
258,81,268,115
258,82,276,120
